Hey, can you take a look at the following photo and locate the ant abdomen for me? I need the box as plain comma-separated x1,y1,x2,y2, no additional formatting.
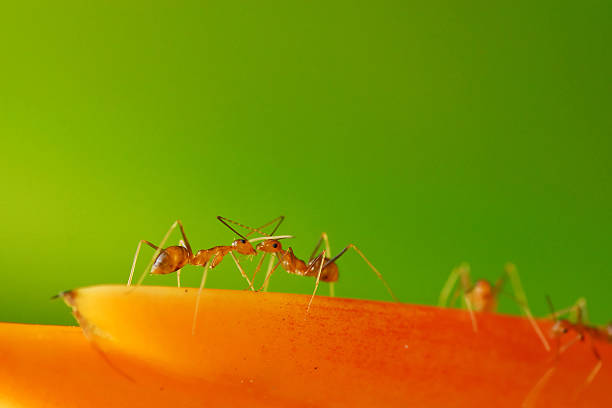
151,246,190,275
304,257,339,282
320,263,339,282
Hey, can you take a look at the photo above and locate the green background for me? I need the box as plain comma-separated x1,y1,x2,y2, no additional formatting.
0,1,610,326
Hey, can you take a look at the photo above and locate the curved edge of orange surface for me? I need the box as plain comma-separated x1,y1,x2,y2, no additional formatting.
2,285,611,407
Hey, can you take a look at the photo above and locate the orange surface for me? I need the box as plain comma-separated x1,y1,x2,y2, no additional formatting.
0,323,279,407
64,285,612,407
2,285,611,407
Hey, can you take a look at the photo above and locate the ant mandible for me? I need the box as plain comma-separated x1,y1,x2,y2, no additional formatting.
438,262,550,351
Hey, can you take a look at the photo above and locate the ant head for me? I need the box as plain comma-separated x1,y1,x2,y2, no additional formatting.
231,239,257,256
550,319,572,338
256,239,283,253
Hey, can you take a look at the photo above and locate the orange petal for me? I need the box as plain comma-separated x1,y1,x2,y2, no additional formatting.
58,285,612,407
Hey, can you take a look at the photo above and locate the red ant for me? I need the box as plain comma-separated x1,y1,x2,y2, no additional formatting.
217,218,400,311
548,297,608,385
125,217,292,333
438,262,550,351
524,297,610,406
126,216,286,288
257,237,398,310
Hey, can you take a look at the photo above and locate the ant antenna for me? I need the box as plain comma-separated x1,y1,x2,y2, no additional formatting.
217,216,285,238
269,217,284,235
217,216,248,240
546,295,557,320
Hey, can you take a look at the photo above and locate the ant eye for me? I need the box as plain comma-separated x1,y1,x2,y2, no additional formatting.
273,243,278,248
240,239,246,244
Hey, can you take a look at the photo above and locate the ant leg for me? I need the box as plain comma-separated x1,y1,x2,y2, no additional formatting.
501,265,550,351
499,295,550,352
192,255,216,334
571,339,602,400
174,239,190,289
438,264,470,307
550,298,588,322
307,233,334,297
262,254,276,292
251,253,267,282
134,220,180,287
176,221,192,254
307,251,326,312
585,343,602,385
521,305,551,352
229,252,255,291
464,294,478,332
259,256,282,291
309,232,331,262
558,334,582,355
324,244,399,302
127,240,158,286
450,287,464,308
439,264,477,332
523,366,557,408
502,263,528,308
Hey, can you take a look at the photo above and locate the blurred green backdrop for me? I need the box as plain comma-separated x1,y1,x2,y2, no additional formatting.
0,1,610,326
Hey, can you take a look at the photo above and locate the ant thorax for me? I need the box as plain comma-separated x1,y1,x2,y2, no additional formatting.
191,246,230,267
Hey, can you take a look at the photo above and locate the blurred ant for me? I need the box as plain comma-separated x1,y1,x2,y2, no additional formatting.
547,296,609,385
438,263,550,351
524,297,610,406
217,218,398,310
